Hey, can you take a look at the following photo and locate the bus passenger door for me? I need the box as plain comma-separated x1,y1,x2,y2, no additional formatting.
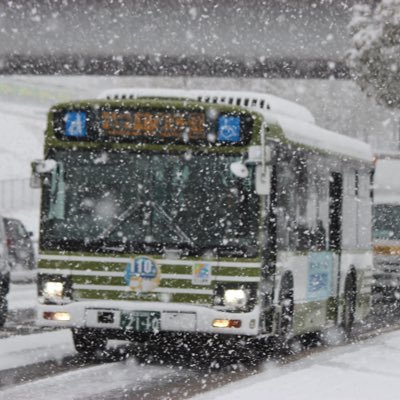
329,172,343,323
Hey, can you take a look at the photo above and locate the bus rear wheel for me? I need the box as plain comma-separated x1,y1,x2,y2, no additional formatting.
72,328,107,356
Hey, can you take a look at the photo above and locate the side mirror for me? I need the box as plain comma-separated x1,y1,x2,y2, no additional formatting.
30,173,41,189
256,165,271,195
30,159,57,188
230,161,249,178
248,142,272,195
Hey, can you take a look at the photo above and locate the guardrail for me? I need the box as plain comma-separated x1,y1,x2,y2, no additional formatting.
0,178,40,211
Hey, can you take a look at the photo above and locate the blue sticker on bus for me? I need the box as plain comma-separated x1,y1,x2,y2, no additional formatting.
124,256,161,292
307,252,333,301
65,111,87,138
217,116,241,142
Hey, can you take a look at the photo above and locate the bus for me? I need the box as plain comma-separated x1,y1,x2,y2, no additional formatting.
372,153,400,308
32,89,374,359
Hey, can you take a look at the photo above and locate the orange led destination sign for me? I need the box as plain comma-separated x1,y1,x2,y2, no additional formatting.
57,107,252,145
100,110,206,140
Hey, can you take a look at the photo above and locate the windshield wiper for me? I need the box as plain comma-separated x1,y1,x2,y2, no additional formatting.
152,202,195,247
95,199,194,248
96,200,144,240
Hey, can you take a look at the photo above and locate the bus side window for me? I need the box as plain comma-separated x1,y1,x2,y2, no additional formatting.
311,219,326,250
358,171,372,247
275,160,293,250
275,153,303,251
48,162,66,220
306,154,328,251
276,152,329,252
294,156,309,250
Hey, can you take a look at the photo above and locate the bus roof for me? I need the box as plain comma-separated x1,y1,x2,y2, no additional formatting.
262,111,373,163
98,88,316,124
97,88,373,163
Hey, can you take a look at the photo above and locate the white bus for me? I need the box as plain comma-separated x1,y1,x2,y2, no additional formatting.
33,89,374,359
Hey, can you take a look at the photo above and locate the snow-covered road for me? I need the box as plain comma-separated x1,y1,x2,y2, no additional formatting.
195,330,400,400
0,322,198,400
0,329,74,372
3,283,400,400
0,331,186,400
2,283,400,400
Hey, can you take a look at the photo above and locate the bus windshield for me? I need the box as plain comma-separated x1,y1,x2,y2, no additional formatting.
41,150,260,257
373,204,400,240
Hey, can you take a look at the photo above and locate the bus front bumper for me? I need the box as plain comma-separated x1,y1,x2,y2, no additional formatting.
36,300,261,336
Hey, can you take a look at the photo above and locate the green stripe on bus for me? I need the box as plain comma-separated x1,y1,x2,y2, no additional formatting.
39,260,126,272
72,275,121,285
73,289,211,304
213,266,260,277
161,265,191,274
159,279,210,290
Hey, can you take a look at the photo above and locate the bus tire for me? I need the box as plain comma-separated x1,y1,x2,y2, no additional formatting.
72,328,107,356
279,274,294,344
343,275,356,339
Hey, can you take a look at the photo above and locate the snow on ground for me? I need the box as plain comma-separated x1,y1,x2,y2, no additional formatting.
194,331,400,400
0,350,182,400
0,329,74,372
2,327,400,399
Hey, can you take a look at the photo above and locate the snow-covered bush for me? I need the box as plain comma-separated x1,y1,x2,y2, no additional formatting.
347,1,400,108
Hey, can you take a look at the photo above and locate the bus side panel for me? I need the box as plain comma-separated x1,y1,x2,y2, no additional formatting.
275,251,339,336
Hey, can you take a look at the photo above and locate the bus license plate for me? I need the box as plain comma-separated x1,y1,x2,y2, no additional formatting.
120,311,161,332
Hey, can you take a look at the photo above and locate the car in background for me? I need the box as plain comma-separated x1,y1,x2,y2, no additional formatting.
0,216,10,327
4,218,36,271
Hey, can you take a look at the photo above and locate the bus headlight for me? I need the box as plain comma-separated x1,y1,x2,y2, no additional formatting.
43,281,64,299
224,289,248,309
213,283,257,311
39,275,72,304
